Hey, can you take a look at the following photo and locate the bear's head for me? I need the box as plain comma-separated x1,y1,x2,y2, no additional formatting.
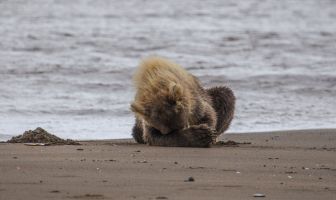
131,82,191,134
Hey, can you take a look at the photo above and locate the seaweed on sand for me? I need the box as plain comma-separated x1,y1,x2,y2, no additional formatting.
7,127,80,145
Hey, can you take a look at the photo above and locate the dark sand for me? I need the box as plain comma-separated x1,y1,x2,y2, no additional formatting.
0,129,335,200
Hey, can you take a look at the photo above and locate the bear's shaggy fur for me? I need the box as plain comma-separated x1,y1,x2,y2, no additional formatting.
131,57,235,147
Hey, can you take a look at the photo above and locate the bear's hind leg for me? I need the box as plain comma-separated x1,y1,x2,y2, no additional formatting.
207,86,235,134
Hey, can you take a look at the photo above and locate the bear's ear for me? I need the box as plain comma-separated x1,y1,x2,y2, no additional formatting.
169,82,183,102
130,103,146,117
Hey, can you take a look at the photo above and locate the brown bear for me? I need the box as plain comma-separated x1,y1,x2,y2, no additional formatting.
130,56,235,147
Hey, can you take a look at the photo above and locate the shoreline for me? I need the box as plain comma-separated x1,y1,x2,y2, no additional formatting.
1,129,335,200
2,128,335,142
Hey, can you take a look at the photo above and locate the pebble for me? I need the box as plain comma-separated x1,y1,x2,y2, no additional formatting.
156,196,168,199
184,177,195,182
253,193,266,198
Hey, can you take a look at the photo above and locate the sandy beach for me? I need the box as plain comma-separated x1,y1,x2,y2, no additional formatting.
1,129,335,200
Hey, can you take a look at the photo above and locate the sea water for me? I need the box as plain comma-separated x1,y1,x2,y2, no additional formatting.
1,0,335,140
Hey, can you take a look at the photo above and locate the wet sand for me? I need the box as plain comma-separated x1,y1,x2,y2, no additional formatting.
1,129,335,200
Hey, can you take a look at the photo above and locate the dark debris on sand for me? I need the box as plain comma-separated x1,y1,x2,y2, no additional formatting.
215,140,251,146
7,127,80,145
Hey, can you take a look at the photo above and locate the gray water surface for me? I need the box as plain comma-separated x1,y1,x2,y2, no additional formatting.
1,0,336,140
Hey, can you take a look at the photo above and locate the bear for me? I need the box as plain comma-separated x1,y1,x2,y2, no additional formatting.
130,56,235,147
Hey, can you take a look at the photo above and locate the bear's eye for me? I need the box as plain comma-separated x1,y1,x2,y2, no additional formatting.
167,99,176,106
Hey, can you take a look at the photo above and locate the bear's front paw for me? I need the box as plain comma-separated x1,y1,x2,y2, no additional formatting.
184,125,217,147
